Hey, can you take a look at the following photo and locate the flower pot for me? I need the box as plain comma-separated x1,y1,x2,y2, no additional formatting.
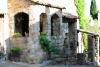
10,50,21,62
25,33,29,37
11,50,20,57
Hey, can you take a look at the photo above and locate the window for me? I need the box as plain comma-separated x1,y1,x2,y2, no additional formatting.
40,13,47,34
51,14,60,36
14,12,29,36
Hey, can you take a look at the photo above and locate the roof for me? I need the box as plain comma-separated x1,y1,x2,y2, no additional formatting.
30,0,66,9
62,13,80,19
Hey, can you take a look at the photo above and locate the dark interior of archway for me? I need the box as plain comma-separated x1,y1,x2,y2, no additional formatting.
15,13,29,36
51,14,59,36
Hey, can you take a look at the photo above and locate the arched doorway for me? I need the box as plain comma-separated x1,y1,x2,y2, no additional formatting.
14,12,29,36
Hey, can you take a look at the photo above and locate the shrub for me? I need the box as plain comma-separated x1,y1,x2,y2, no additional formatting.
75,0,87,52
10,47,21,51
38,32,61,54
13,32,22,37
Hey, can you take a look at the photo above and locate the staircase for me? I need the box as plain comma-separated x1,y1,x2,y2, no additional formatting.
42,54,68,65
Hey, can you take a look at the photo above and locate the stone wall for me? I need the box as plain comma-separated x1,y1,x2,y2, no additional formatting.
10,37,49,63
62,18,77,65
95,36,99,65
7,0,79,64
88,34,99,65
10,37,28,62
88,34,94,62
8,0,63,64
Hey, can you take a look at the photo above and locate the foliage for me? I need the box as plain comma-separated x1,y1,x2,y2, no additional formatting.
49,44,61,54
86,16,100,37
74,0,87,52
38,35,51,51
10,47,21,51
13,32,22,37
88,55,92,59
90,0,98,19
25,32,27,34
38,32,61,54
41,32,46,35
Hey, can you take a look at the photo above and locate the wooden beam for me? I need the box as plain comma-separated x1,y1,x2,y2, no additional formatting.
30,0,66,9
77,29,99,36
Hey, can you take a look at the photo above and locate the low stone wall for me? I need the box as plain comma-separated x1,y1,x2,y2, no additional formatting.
10,37,28,62
10,37,49,63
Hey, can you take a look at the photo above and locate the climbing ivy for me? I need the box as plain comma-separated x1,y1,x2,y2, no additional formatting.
74,0,88,52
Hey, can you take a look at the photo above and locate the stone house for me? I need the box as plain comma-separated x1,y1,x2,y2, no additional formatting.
0,0,83,65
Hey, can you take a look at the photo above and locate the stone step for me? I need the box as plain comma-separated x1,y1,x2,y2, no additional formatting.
51,54,68,58
42,60,53,65
54,58,67,65
55,58,67,62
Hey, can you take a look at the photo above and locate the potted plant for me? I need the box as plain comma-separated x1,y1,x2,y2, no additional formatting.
25,32,29,37
13,32,22,37
10,47,21,61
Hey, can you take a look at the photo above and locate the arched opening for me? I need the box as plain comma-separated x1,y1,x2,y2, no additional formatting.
40,13,47,34
14,12,29,36
51,14,60,36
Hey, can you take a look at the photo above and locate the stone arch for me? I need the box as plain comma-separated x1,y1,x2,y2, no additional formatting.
51,14,60,36
40,13,47,34
14,12,29,36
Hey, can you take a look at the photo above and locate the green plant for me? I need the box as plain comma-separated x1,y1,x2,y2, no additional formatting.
90,0,98,19
49,44,61,54
86,16,100,37
38,32,61,54
85,54,88,57
74,0,88,52
88,55,92,59
41,32,46,35
38,35,51,50
25,32,27,34
13,32,22,37
65,61,67,65
10,47,21,51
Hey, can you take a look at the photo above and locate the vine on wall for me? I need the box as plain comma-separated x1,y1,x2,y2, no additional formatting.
74,0,88,52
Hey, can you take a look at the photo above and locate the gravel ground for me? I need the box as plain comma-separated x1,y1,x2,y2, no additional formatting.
0,60,100,67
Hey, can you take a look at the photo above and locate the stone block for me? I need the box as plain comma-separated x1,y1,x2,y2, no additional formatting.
57,40,61,44
51,36,57,39
43,60,53,65
51,40,56,43
46,30,51,36
58,36,63,39
55,58,67,62
47,24,51,30
46,36,51,40
53,31,57,36
22,49,28,54
58,44,63,47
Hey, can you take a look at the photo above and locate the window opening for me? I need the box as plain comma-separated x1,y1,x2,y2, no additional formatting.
14,12,29,36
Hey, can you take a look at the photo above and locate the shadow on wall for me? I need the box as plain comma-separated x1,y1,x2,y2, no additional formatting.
8,10,63,63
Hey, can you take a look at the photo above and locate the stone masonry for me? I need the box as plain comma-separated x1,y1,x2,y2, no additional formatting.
6,0,80,64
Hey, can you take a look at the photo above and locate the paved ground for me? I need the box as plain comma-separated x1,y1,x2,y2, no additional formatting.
0,60,100,67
